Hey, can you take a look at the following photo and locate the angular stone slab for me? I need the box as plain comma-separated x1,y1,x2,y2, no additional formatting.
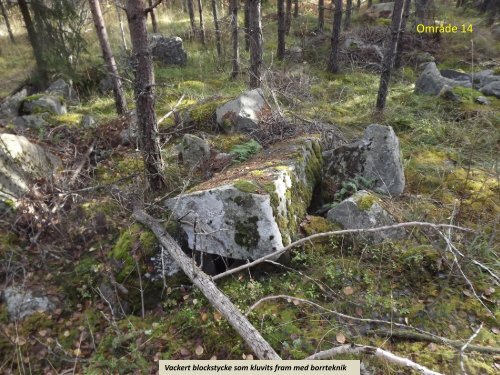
165,137,322,260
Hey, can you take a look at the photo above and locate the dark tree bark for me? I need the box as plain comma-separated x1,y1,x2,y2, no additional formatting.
357,0,361,8
148,0,159,33
285,0,292,35
394,0,411,69
197,0,206,44
368,0,372,7
248,0,262,89
344,0,352,30
187,0,196,38
126,0,165,191
211,0,222,56
318,0,324,32
375,0,404,111
0,0,15,43
415,0,432,25
277,0,285,60
244,0,250,51
230,0,239,78
293,0,299,17
89,0,128,115
17,0,47,85
327,0,342,74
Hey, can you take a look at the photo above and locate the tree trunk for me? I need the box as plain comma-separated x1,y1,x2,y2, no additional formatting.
293,0,299,17
344,0,352,30
230,0,240,78
394,0,411,69
133,208,281,359
285,0,292,35
0,0,15,43
197,0,206,44
328,0,342,74
115,0,128,51
89,0,128,115
244,0,250,51
318,0,324,32
368,0,372,7
17,0,47,86
148,0,159,33
277,0,286,60
187,0,196,38
357,0,361,8
126,0,165,191
415,0,431,25
375,0,404,111
211,0,222,56
248,0,262,89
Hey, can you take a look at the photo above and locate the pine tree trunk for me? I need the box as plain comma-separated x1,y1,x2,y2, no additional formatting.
17,0,47,86
0,0,15,43
285,0,292,35
394,0,411,69
211,0,222,56
244,0,250,51
293,0,299,17
197,0,206,44
344,0,352,30
318,0,324,32
126,0,165,191
375,0,404,111
115,0,128,51
248,0,262,89
148,0,159,33
187,0,196,38
89,0,128,115
230,0,239,78
368,0,372,7
328,0,342,73
357,0,361,8
277,0,286,60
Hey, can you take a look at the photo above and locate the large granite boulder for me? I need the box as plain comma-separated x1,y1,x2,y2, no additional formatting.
2,286,55,321
479,81,500,98
324,124,405,197
12,115,49,130
178,134,211,168
326,190,405,244
415,62,471,96
165,137,322,260
150,34,187,66
0,134,61,203
0,88,28,118
46,78,79,104
20,94,67,115
216,89,271,133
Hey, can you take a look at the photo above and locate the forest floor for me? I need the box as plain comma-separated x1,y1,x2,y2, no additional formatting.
0,2,499,374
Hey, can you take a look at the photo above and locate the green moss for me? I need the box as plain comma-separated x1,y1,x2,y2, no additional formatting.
356,193,380,211
234,216,259,248
212,134,250,153
301,216,334,236
189,97,228,124
451,86,482,102
51,112,82,125
23,94,44,102
233,179,260,194
230,139,262,162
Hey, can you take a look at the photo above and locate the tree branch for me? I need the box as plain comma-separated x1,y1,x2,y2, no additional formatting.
144,0,162,14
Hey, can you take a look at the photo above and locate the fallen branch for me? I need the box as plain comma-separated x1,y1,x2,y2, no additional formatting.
67,141,96,187
157,94,185,126
213,222,474,281
307,344,444,375
132,208,280,359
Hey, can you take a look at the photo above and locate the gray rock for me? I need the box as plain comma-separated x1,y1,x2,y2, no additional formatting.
479,81,500,98
150,34,187,66
3,286,55,321
324,124,405,197
415,62,471,96
98,76,114,94
12,115,49,130
0,88,28,118
21,95,67,115
46,78,79,104
480,74,500,87
179,134,211,168
285,46,303,62
80,115,96,128
166,137,322,260
0,133,61,203
120,111,138,146
415,52,435,64
491,22,500,41
326,190,405,244
475,96,490,105
440,69,471,85
343,38,383,61
216,89,271,133
472,70,494,88
364,2,394,19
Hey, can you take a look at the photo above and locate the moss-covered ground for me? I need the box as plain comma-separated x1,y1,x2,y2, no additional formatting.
0,2,498,374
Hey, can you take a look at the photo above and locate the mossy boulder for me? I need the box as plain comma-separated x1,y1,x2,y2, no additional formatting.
165,137,323,260
20,94,66,115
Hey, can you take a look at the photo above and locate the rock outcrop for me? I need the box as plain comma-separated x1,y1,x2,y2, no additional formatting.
326,190,405,244
178,134,211,168
415,63,471,96
2,286,55,321
20,95,67,115
150,34,187,66
0,88,27,118
165,137,322,260
216,89,271,133
324,124,405,197
46,78,79,104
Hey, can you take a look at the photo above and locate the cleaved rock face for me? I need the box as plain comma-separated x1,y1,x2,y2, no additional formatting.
21,95,67,115
150,34,187,66
324,124,405,197
165,137,322,260
0,134,61,203
178,134,211,168
3,286,55,321
326,190,405,244
216,89,271,133
46,78,79,104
